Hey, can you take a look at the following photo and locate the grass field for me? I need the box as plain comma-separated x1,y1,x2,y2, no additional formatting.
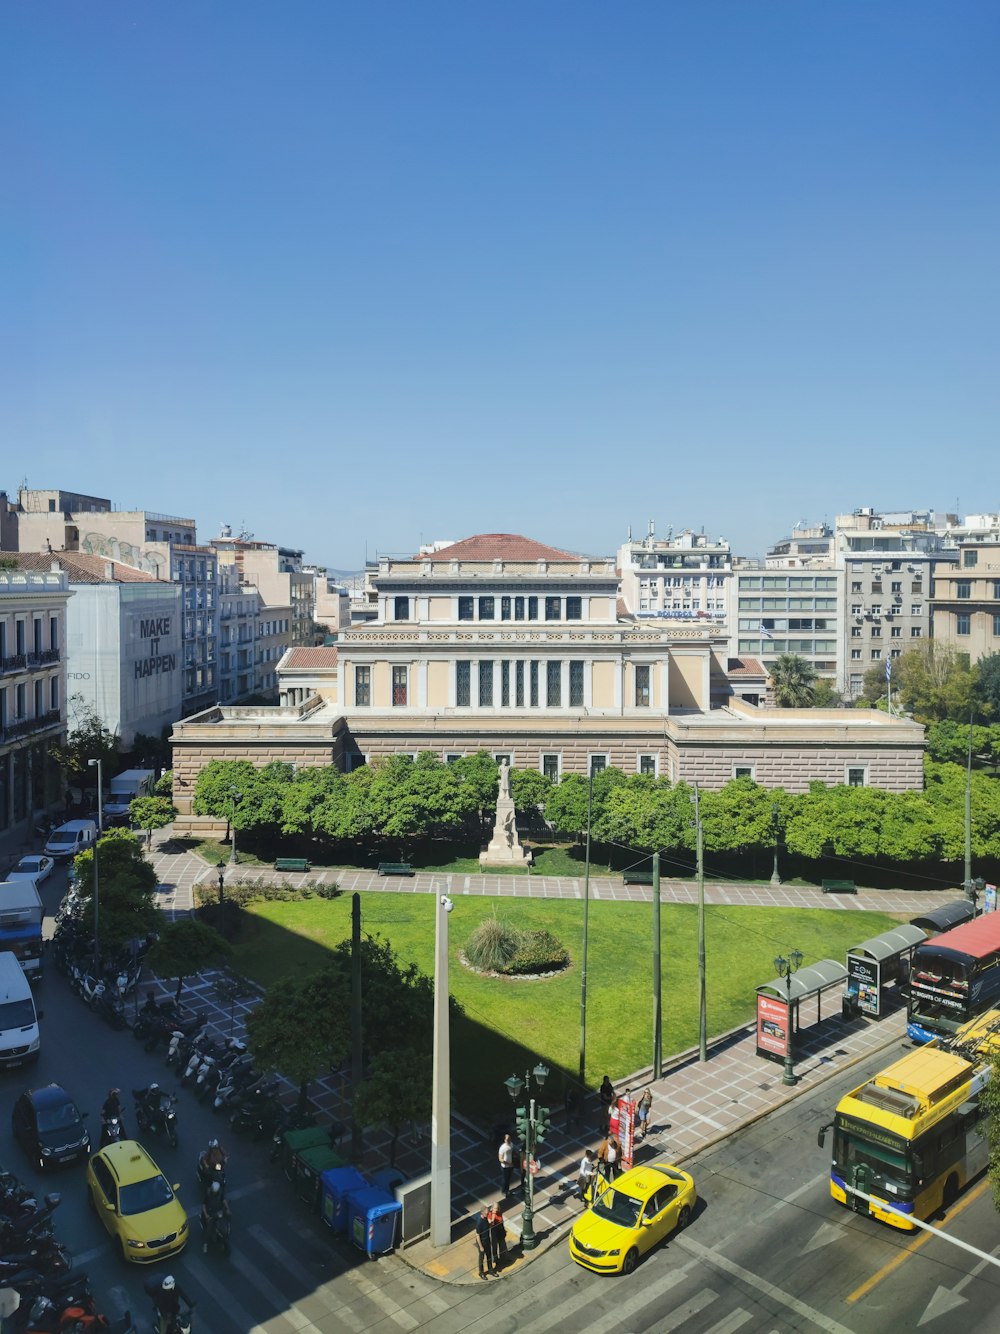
228,892,901,1119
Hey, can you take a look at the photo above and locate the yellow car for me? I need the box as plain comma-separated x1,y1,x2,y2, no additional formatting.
86,1139,188,1263
569,1162,696,1275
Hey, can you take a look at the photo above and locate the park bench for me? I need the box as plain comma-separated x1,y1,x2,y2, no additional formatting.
275,857,311,872
623,869,655,886
822,879,857,895
377,862,414,877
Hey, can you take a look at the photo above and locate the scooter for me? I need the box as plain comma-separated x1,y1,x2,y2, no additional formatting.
100,1114,126,1149
132,1089,179,1149
201,1206,231,1257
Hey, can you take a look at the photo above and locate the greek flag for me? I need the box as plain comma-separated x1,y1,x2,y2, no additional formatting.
885,656,892,682
759,622,774,641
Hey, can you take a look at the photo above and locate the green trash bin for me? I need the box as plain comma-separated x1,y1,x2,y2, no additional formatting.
281,1125,330,1181
295,1144,346,1209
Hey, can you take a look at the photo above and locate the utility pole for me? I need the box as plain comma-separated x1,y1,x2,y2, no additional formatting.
578,768,594,1087
695,785,707,1062
350,893,363,1162
964,706,974,893
431,893,454,1246
652,850,662,1079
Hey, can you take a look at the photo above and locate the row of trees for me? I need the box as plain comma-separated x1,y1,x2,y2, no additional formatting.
193,751,1000,865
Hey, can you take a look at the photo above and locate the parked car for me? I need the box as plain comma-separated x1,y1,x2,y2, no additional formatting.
7,854,55,885
44,820,99,861
568,1161,696,1275
86,1140,189,1264
12,1083,90,1170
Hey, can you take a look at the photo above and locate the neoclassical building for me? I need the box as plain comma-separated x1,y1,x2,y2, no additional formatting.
171,534,925,818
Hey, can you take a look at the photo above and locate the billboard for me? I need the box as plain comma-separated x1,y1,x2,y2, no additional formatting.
756,993,789,1062
846,952,881,1017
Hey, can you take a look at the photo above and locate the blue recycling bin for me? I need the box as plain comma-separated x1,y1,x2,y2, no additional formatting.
319,1166,368,1235
346,1184,401,1257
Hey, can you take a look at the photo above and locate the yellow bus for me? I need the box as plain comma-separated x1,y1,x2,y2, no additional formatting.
818,1044,989,1230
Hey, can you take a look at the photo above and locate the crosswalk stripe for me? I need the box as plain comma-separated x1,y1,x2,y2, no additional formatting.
247,1224,365,1331
183,1252,272,1334
392,1261,450,1315
519,1267,687,1334
704,1310,754,1333
227,1247,322,1332
342,1261,420,1330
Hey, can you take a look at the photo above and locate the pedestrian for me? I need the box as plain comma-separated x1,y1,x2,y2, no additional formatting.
474,1204,497,1279
598,1134,621,1183
498,1133,514,1196
576,1149,597,1204
487,1203,508,1270
636,1087,653,1142
598,1075,616,1132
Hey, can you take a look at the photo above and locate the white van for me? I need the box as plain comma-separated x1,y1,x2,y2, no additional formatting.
44,819,99,861
0,950,41,1068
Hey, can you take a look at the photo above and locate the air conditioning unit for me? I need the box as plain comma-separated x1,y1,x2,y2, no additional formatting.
855,615,864,623
907,565,916,573
894,593,902,603
864,613,873,620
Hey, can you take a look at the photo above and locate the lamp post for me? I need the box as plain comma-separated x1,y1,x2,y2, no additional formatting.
228,787,241,866
964,875,986,916
87,757,102,973
773,950,804,1087
770,803,782,887
216,861,226,908
430,893,453,1246
504,1062,551,1252
88,756,104,833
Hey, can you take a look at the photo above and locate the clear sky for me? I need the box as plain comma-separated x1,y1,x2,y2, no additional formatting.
3,2,998,569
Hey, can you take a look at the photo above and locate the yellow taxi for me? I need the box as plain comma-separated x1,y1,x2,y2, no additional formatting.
86,1139,188,1263
569,1161,696,1275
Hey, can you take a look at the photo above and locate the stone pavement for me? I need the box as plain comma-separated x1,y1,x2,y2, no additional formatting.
142,832,955,1283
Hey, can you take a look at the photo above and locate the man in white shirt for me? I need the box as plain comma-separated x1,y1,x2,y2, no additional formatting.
498,1133,514,1195
576,1149,596,1203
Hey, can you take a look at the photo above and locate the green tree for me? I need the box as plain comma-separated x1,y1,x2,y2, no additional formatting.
194,759,294,836
246,968,350,1113
362,753,476,852
891,646,976,724
154,771,174,797
509,767,552,815
810,680,842,708
145,918,232,1001
699,778,779,852
128,794,176,846
767,654,817,708
72,829,161,955
452,751,500,829
52,696,120,783
976,653,1000,720
326,932,437,1061
355,1050,432,1167
594,776,695,853
979,1046,1000,1211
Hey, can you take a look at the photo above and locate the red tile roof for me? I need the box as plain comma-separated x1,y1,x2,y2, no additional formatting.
9,552,162,584
284,647,339,669
422,533,579,562
616,597,633,620
727,656,766,678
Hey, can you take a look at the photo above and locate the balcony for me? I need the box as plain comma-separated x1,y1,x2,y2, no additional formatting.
0,648,60,675
0,710,62,744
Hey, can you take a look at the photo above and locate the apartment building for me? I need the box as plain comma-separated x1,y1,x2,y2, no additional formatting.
617,526,732,622
930,542,1000,663
0,563,70,850
211,534,314,651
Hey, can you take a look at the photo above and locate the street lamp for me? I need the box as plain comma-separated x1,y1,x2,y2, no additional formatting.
964,876,986,915
773,950,804,1087
770,803,782,887
228,787,241,866
504,1061,551,1252
431,893,454,1246
216,860,226,908
88,757,104,833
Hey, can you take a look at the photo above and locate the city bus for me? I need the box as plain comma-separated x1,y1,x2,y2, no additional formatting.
819,1044,990,1229
906,912,1000,1044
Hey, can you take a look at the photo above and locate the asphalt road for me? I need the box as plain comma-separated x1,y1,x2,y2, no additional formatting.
7,862,1000,1332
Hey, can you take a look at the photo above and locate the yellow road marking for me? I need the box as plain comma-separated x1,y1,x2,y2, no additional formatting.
846,1177,992,1304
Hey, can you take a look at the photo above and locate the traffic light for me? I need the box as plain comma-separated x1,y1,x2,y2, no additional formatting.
534,1105,552,1144
515,1105,529,1139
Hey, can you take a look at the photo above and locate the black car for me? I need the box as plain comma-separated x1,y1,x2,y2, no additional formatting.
12,1084,90,1170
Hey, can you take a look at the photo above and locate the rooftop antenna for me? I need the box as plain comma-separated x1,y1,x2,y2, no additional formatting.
627,525,632,542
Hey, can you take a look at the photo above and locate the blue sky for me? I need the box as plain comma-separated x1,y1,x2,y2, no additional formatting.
3,2,998,569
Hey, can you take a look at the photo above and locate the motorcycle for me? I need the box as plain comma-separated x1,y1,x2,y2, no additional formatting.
0,1191,61,1248
100,1114,126,1149
22,1291,135,1333
201,1206,231,1257
144,1281,194,1334
212,1057,256,1113
132,1089,179,1149
196,1155,226,1201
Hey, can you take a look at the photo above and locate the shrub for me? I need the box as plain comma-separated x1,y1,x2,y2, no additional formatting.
464,917,522,972
505,929,568,975
192,875,341,911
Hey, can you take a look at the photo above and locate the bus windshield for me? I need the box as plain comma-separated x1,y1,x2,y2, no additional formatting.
834,1122,910,1195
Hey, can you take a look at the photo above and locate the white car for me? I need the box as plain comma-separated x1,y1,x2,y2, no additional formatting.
8,855,55,885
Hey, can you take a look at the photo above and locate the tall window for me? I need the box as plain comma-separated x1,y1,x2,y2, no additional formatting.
590,755,607,776
33,619,42,654
994,582,1000,600
957,581,971,600
529,661,539,707
546,661,561,706
515,661,525,707
638,754,656,776
50,677,59,711
0,686,6,726
34,680,44,716
514,597,524,621
501,661,510,706
994,615,1000,637
458,597,474,621
568,660,584,706
393,596,410,620
501,597,511,621
545,597,561,620
542,754,559,782
957,613,971,636
392,666,407,706
479,660,494,706
479,597,495,621
963,549,979,568
566,596,582,621
15,621,25,655
527,597,538,621
635,664,651,707
16,683,26,719
456,661,471,707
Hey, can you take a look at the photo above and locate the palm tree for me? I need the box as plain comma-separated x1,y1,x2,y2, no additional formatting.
767,654,817,708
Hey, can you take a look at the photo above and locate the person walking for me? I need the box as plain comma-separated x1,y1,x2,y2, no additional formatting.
597,1134,621,1183
498,1133,514,1196
487,1203,508,1270
475,1204,497,1279
576,1149,597,1204
598,1075,616,1132
636,1087,653,1142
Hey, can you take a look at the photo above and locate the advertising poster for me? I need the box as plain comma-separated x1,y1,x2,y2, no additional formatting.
984,884,997,915
609,1097,636,1170
846,953,881,1017
756,993,789,1061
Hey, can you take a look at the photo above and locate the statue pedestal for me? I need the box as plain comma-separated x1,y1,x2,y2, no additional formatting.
479,842,533,870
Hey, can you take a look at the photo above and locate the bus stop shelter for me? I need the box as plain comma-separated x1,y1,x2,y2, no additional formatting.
756,959,847,1064
909,901,974,935
845,924,926,1019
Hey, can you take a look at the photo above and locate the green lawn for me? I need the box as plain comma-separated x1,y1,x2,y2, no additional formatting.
229,892,901,1119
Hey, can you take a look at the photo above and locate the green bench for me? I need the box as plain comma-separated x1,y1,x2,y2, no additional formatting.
275,857,311,872
377,862,414,877
623,869,655,886
822,879,857,895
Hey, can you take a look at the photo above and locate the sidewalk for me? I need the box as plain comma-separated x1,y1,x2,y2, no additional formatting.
144,832,946,1284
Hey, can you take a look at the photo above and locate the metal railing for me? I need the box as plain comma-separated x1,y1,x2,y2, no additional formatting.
0,710,62,743
0,648,60,675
